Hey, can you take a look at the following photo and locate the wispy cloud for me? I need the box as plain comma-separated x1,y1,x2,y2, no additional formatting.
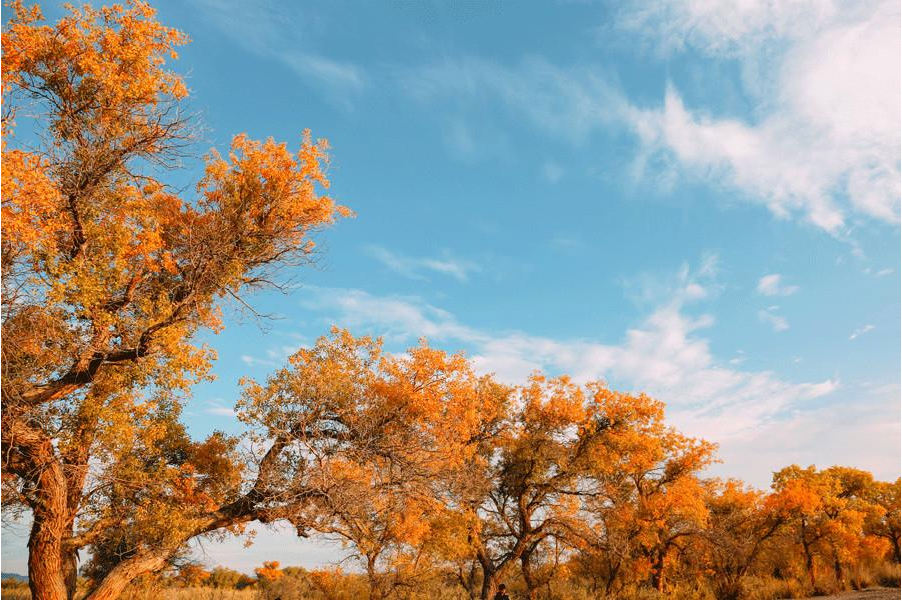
298,259,836,448
757,274,799,296
400,0,899,234
401,56,623,144
617,0,839,57
240,344,304,369
203,399,237,418
849,324,875,340
365,245,479,282
758,306,790,332
863,267,894,278
619,0,900,232
195,0,364,100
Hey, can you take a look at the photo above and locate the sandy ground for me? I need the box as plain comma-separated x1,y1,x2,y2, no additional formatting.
811,587,901,599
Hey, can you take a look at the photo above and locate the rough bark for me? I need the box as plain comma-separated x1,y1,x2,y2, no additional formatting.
3,418,71,600
85,549,170,600
28,511,69,601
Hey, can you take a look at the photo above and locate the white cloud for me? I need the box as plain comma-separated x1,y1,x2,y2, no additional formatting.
864,267,894,277
300,287,482,344
618,0,838,57
758,307,790,332
240,345,303,368
620,0,901,232
365,245,479,282
849,324,875,340
707,389,900,488
299,259,837,447
757,273,799,296
402,2,899,234
280,53,364,91
202,399,237,418
548,235,585,253
240,354,279,368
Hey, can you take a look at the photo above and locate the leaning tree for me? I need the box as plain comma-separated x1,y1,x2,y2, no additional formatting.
1,1,349,597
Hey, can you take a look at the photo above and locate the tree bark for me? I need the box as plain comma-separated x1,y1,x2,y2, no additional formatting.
520,546,539,599
85,549,170,600
366,554,383,600
4,418,71,600
63,544,78,600
479,569,499,601
28,513,69,601
651,550,666,594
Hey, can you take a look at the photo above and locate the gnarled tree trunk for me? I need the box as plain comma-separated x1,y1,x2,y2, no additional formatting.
85,549,170,600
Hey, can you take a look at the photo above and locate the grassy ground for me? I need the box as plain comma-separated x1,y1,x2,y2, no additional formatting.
811,587,902,600
1,562,899,600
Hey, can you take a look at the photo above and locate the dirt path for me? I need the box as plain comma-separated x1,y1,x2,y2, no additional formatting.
811,587,901,599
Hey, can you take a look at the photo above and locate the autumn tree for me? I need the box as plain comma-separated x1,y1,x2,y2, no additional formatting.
700,479,786,599
255,560,284,583
771,465,889,592
175,563,211,588
1,1,348,598
237,328,510,599
865,478,901,562
439,375,597,600
311,465,439,599
568,389,715,596
434,378,715,600
206,566,255,590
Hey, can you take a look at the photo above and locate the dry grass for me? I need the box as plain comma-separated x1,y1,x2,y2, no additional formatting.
0,580,29,601
126,586,260,600
2,562,900,600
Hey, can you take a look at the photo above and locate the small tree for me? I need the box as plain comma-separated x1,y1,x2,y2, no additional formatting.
701,479,786,598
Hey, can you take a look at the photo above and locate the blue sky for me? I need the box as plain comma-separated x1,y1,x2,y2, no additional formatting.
3,0,900,576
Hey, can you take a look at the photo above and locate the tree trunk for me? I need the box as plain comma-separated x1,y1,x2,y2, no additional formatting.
85,550,169,600
651,550,666,594
457,561,480,599
366,554,383,600
28,514,69,601
63,546,79,600
14,426,72,600
604,557,620,596
61,512,82,600
521,550,538,599
832,551,845,588
802,539,817,591
480,568,499,600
